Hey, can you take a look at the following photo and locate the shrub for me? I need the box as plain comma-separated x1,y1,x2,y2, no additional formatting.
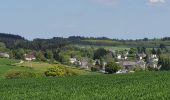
147,66,159,71
44,64,79,77
5,71,37,79
65,68,79,76
91,67,98,72
133,67,145,72
44,64,66,77
105,61,121,74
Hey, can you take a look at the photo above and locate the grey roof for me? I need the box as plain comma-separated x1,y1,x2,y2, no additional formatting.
122,61,137,66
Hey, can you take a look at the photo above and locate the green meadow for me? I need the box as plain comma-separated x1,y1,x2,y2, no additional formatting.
0,58,170,100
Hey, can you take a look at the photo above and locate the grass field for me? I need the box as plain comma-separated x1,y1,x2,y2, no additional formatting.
0,58,19,79
0,72,170,100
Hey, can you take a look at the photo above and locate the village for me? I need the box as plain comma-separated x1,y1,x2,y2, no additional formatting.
69,49,160,73
0,47,160,74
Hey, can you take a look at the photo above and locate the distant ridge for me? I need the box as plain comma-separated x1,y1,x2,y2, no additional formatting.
0,33,25,40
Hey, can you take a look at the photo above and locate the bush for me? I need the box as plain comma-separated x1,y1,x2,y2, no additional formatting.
5,71,37,79
147,66,159,71
65,68,79,76
44,64,66,77
133,67,145,72
91,67,98,72
44,64,79,77
105,61,121,74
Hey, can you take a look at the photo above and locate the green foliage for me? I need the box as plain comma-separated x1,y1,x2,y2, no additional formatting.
45,50,53,60
91,67,99,72
36,51,46,61
0,42,6,48
12,48,25,59
152,48,157,54
133,67,145,72
5,71,37,79
156,48,162,56
159,56,170,71
65,68,80,76
147,66,159,71
105,61,121,74
44,64,66,77
129,48,136,54
44,64,79,77
94,48,107,59
58,54,70,64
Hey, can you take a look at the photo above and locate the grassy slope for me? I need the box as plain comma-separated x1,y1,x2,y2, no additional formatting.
0,58,19,79
0,58,98,79
0,58,42,79
0,72,170,100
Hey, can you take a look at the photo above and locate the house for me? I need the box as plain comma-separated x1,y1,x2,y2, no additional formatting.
117,54,122,60
93,59,107,70
148,61,158,68
136,60,146,69
146,54,159,68
102,62,107,71
69,58,81,66
125,51,129,56
69,58,77,64
150,54,158,62
122,54,128,60
116,54,128,60
0,52,9,58
136,53,146,60
116,69,128,74
93,59,100,66
120,60,146,70
80,58,89,69
121,61,137,70
151,54,157,59
24,53,36,61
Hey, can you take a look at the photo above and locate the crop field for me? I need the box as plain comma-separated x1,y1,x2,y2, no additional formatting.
0,72,170,100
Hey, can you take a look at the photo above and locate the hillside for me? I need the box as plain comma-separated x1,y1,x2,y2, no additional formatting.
1,33,170,49
0,72,170,100
0,33,25,48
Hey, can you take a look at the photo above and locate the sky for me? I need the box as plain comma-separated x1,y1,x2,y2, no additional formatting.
0,0,170,40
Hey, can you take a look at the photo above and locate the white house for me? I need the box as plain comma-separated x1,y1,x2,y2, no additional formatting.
136,53,146,60
151,54,157,59
80,58,89,69
117,54,122,60
24,54,36,61
69,58,77,64
0,52,10,58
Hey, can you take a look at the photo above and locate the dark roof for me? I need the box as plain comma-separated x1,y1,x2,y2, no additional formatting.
25,54,35,58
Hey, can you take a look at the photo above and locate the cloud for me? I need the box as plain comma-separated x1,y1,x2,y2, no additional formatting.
91,0,167,6
92,0,118,6
149,0,166,4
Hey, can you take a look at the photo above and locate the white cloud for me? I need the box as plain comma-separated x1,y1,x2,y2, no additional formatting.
91,0,167,6
92,0,118,6
149,0,166,4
